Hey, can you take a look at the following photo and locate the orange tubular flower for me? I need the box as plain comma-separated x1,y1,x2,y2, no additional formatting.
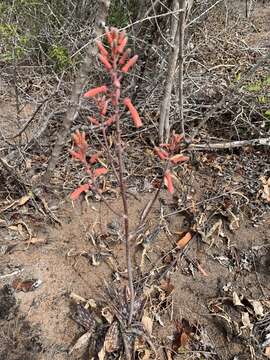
98,54,112,71
84,85,108,98
106,31,113,46
96,40,109,57
117,37,128,54
118,31,126,44
123,98,142,128
93,167,108,178
154,147,169,160
122,55,138,73
70,183,90,201
164,170,174,194
88,117,100,126
119,49,131,65
170,154,189,164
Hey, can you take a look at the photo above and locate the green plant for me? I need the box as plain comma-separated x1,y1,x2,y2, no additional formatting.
48,44,71,71
109,1,130,27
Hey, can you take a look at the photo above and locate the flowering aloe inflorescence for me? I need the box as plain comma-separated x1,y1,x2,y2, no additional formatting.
69,28,142,200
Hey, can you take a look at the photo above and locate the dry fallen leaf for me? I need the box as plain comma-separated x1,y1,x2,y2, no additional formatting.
250,300,264,317
18,195,31,206
142,314,153,336
233,292,243,306
28,236,46,245
102,307,114,324
160,278,174,295
241,312,253,330
69,330,92,356
104,321,120,353
98,346,106,360
260,176,270,203
265,346,270,358
177,232,193,249
12,278,42,292
141,349,151,360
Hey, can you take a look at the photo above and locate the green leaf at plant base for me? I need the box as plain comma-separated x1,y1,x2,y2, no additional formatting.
265,110,270,118
245,81,262,92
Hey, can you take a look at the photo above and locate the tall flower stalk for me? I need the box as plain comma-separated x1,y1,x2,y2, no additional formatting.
69,28,189,325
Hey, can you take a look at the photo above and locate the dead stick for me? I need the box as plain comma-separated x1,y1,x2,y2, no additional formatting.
159,0,179,143
187,137,270,150
178,0,186,139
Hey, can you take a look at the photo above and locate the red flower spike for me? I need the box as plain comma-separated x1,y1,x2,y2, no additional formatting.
88,117,100,126
70,183,90,201
90,153,99,164
170,154,189,164
122,55,138,73
117,37,128,54
93,167,108,178
98,54,112,71
164,171,174,193
96,40,108,57
154,147,169,160
84,85,108,98
123,98,142,128
119,49,131,65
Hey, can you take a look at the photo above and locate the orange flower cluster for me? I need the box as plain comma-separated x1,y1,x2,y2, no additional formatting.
69,130,108,200
70,28,143,200
155,132,189,193
83,27,142,129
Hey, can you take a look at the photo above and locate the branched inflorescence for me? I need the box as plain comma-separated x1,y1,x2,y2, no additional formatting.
69,28,189,324
70,27,142,200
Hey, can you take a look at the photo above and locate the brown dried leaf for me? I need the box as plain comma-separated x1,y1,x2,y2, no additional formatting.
241,312,253,330
28,236,46,245
18,195,31,206
260,176,270,202
69,330,92,355
177,232,192,248
233,292,243,306
102,307,114,324
250,300,264,317
160,278,174,295
141,349,151,360
104,321,120,353
265,347,270,358
98,346,106,360
142,314,153,336
12,278,42,292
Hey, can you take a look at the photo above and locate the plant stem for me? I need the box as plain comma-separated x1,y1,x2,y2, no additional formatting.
115,108,135,325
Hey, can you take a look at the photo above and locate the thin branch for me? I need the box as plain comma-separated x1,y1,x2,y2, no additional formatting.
187,137,270,150
186,0,224,27
159,0,180,143
8,94,54,140
191,52,270,140
178,0,186,139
